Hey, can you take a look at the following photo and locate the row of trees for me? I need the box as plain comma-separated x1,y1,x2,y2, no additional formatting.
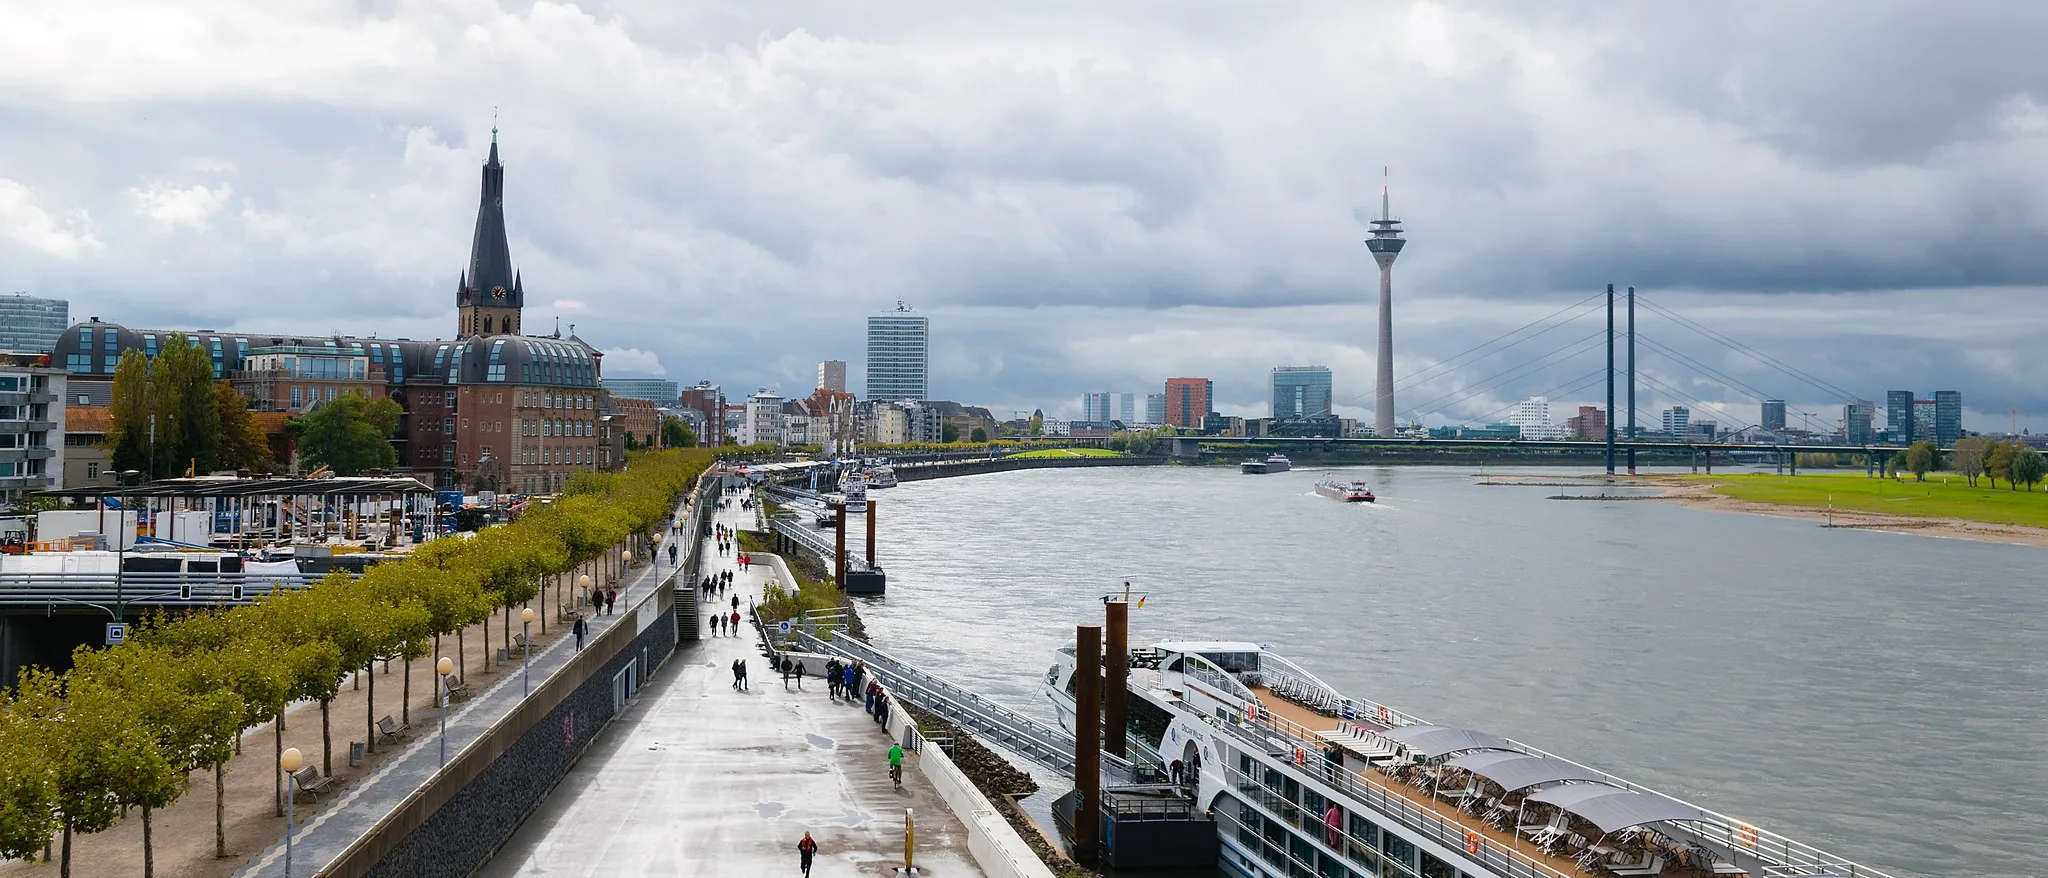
0,448,716,877
108,336,272,477
1941,438,2048,489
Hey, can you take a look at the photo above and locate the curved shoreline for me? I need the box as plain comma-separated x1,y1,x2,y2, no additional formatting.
1488,473,2048,549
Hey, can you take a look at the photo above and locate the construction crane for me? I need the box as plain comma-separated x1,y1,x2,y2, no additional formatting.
2013,408,2037,436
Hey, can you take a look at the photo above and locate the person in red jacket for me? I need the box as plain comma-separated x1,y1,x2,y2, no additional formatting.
797,831,818,876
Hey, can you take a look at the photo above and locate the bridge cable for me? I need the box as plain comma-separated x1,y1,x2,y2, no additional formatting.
1330,291,1608,411
1398,329,1608,421
1634,296,1858,402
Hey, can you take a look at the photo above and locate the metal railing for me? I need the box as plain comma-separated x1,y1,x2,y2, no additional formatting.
0,571,329,610
767,514,873,572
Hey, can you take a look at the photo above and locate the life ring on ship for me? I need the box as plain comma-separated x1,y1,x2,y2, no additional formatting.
1293,746,1307,766
1377,705,1391,724
1465,832,1481,855
1735,824,1757,847
1244,703,1258,722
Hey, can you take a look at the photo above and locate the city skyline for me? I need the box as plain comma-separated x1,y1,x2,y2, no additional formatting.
2,4,2044,431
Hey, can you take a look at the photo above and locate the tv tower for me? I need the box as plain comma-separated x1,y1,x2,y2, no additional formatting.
1366,168,1407,436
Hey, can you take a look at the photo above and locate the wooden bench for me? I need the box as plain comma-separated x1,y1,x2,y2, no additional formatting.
442,675,469,702
290,766,336,801
512,633,530,654
377,715,410,742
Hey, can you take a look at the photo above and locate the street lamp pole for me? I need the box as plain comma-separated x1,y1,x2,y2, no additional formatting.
436,656,454,766
520,607,535,696
279,747,303,877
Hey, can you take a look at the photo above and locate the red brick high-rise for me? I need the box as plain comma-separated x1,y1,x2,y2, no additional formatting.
1164,378,1212,429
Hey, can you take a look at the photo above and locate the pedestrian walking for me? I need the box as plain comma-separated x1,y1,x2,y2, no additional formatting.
796,831,818,877
794,659,806,689
842,666,856,701
781,656,792,686
731,658,743,690
731,595,740,611
668,543,678,566
729,609,740,634
825,659,842,698
573,614,587,650
605,587,618,615
875,694,890,728
865,679,881,715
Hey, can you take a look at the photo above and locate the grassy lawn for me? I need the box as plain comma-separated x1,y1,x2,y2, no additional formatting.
1693,472,2048,529
1006,447,1127,459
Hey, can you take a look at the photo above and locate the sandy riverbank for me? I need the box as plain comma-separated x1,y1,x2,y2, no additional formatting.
1482,473,2048,549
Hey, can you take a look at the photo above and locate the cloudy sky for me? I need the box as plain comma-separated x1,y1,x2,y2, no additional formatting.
4,1,2045,429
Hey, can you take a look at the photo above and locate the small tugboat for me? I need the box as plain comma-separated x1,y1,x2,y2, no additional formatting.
1315,476,1375,502
1239,454,1292,474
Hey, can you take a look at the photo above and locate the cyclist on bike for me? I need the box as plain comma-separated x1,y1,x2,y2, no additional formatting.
888,743,905,789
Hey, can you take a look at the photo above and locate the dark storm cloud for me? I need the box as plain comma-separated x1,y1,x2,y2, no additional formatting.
2,0,2043,429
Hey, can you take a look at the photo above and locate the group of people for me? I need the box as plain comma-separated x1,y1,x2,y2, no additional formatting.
590,585,619,616
701,570,732,599
729,657,749,690
822,658,867,702
707,607,742,636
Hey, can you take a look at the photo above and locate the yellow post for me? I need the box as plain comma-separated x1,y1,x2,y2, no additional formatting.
903,808,915,873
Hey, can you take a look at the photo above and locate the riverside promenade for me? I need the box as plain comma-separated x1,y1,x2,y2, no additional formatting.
233,498,690,878
479,487,986,876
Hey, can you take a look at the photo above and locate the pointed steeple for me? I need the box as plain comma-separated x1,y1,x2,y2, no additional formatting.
461,129,517,310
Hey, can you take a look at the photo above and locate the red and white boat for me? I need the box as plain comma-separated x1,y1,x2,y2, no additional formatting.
1314,477,1375,502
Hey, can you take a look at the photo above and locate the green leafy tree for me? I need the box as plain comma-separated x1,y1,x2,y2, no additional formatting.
295,390,402,475
18,667,167,878
215,383,274,472
941,422,961,443
2011,445,2046,491
1951,437,1988,487
1986,441,2015,489
151,333,222,477
661,415,695,448
1904,441,1936,481
1027,415,1043,436
0,693,57,862
108,349,154,476
969,427,987,443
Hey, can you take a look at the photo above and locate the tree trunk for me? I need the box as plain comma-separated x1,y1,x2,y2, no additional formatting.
503,604,511,662
482,615,491,672
537,583,546,634
320,697,332,776
274,716,284,817
403,656,412,726
142,803,153,878
457,629,466,680
366,661,377,754
60,823,70,878
215,762,227,858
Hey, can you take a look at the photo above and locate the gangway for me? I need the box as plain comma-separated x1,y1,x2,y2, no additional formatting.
794,631,1153,782
768,515,875,574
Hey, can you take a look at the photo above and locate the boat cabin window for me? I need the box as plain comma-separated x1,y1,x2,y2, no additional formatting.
1126,696,1172,749
1198,651,1260,673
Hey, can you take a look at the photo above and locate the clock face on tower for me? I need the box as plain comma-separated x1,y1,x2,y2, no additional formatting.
491,285,508,300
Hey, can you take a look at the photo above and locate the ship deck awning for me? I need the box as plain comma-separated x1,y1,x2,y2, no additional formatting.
1446,751,1606,792
1379,723,1517,758
45,477,437,499
1526,783,1708,833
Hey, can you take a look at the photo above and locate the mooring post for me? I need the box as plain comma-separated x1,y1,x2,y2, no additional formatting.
1104,601,1129,759
866,500,878,568
1074,624,1102,863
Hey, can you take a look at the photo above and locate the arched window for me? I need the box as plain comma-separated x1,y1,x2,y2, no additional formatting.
483,316,494,335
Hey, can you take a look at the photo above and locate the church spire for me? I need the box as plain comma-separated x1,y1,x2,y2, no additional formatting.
461,131,516,309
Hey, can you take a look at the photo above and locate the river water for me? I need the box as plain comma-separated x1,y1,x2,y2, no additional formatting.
849,464,2046,878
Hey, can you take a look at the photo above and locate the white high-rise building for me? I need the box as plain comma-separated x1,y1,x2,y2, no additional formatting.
1116,393,1135,424
1661,406,1691,437
1508,396,1564,439
866,303,928,402
1143,393,1166,426
739,389,786,445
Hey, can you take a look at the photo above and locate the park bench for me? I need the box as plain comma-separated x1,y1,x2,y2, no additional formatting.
377,715,410,743
291,766,336,801
512,633,530,654
442,675,469,702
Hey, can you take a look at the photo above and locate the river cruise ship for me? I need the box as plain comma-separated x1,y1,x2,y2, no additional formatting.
1044,641,1893,878
1242,455,1293,474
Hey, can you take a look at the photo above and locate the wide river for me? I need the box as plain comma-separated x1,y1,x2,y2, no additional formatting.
848,464,2045,878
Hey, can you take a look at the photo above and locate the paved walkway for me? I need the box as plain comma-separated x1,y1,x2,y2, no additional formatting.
480,484,987,877
234,500,691,878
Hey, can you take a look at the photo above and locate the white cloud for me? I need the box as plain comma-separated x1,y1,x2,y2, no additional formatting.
601,347,665,376
129,181,233,231
0,179,101,258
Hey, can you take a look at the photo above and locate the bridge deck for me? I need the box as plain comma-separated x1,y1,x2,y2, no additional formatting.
478,485,984,877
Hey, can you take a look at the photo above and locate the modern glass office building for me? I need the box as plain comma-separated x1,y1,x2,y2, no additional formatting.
1270,366,1333,422
1934,390,1962,446
601,377,679,402
866,304,929,402
0,294,68,354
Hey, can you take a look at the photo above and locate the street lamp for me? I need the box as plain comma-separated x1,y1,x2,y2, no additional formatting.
577,573,592,613
651,531,664,567
520,607,536,696
436,656,455,766
111,470,142,643
279,747,303,877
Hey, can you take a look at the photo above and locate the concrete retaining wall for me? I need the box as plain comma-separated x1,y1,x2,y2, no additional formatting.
882,692,1056,878
326,582,679,878
895,455,1164,482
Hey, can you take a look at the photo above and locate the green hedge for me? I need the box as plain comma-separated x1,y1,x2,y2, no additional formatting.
0,448,718,869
